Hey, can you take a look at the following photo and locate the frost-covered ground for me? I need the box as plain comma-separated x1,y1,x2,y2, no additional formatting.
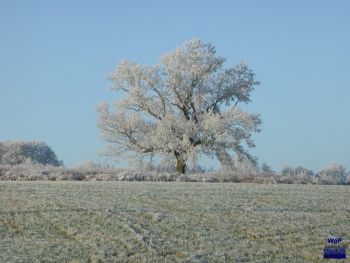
0,182,349,262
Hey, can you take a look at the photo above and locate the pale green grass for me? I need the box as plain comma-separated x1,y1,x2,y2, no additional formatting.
0,182,349,262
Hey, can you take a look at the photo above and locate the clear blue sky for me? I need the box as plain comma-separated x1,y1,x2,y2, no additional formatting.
1,0,349,171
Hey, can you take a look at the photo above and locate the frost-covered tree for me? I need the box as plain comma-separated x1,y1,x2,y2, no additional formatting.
281,165,314,177
318,163,347,184
293,166,314,177
0,141,62,166
261,162,274,175
98,39,261,174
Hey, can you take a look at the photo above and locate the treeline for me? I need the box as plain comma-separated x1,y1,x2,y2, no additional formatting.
0,159,349,185
0,141,349,184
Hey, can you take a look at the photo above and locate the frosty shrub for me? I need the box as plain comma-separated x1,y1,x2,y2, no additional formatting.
133,157,207,174
0,159,65,181
346,172,350,185
98,38,261,174
0,157,347,185
317,163,347,185
0,141,62,166
278,165,316,184
71,160,116,175
0,159,118,181
67,160,122,180
116,170,179,182
224,155,259,180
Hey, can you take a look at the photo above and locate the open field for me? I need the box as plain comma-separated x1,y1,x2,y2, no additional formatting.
0,182,349,262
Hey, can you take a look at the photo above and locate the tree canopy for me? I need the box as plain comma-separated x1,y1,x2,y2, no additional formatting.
0,141,62,166
98,39,261,174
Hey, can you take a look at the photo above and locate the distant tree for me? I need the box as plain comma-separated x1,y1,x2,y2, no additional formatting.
318,163,347,184
293,166,314,177
281,165,314,177
230,155,259,175
261,162,274,174
281,165,293,176
0,141,63,166
98,39,261,174
0,143,4,164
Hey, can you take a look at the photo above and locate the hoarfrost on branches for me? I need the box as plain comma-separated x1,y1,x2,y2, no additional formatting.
98,39,261,174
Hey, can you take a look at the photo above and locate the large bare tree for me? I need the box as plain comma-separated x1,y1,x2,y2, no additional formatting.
98,39,261,174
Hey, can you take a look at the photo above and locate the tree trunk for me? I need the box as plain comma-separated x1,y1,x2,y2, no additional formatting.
176,156,186,174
